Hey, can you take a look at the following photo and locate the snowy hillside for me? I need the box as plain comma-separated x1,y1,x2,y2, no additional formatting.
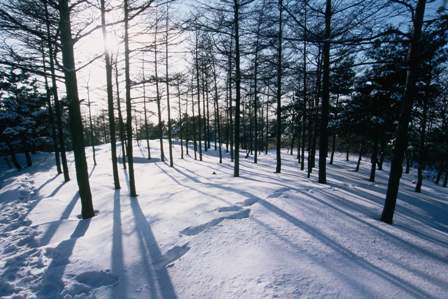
1,142,447,298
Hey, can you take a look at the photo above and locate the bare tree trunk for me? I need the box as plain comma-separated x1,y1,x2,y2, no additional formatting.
212,57,222,163
275,0,283,174
177,81,184,159
195,33,203,161
142,59,151,160
86,86,96,166
154,11,165,162
58,0,94,218
355,144,363,172
233,0,241,177
318,0,332,184
114,61,127,169
124,0,137,197
369,136,379,182
41,44,62,174
165,4,173,167
44,0,69,182
381,0,427,224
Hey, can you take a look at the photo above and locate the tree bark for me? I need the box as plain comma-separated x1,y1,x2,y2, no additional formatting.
233,0,241,177
275,0,283,174
58,0,94,218
381,0,427,224
318,0,332,184
124,0,137,197
44,0,69,182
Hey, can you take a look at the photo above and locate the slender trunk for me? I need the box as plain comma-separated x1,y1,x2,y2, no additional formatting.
191,78,198,160
265,101,269,154
405,150,412,173
382,0,427,224
435,160,443,184
142,60,151,159
233,0,241,176
41,45,62,174
330,134,336,165
25,151,32,167
416,83,430,192
275,0,283,174
212,58,223,163
115,61,127,168
154,13,165,162
87,87,97,166
177,82,184,159
165,5,173,167
301,0,307,171
44,0,69,182
355,144,363,172
124,0,137,197
195,34,203,161
10,149,22,170
369,136,379,182
318,0,332,184
58,0,94,218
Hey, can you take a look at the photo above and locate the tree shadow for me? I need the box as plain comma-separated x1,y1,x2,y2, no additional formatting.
39,219,91,298
129,198,178,299
111,190,127,298
39,193,80,246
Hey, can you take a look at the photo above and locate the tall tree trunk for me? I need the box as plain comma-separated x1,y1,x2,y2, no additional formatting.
318,0,332,184
142,59,151,160
86,86,97,166
154,12,165,162
301,0,307,171
275,0,283,174
58,0,94,218
416,83,430,192
195,33,203,161
100,0,119,189
369,136,379,182
114,61,127,168
212,57,223,163
41,44,62,174
381,0,427,224
355,144,363,172
124,0,137,197
177,81,184,159
191,78,198,160
165,5,173,167
265,101,269,154
233,0,241,177
44,0,69,182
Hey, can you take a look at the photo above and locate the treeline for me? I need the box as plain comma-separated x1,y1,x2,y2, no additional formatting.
0,0,447,224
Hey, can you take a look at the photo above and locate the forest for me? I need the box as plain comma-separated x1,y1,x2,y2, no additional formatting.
0,0,447,298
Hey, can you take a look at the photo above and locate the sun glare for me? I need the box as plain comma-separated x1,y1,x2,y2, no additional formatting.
104,34,121,53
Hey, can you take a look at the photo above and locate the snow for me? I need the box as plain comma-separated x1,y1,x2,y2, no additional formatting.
0,141,447,298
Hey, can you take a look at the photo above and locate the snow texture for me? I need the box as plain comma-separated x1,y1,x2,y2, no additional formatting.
0,140,447,298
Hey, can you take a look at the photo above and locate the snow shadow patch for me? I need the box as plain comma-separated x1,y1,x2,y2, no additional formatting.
75,270,119,288
180,209,250,236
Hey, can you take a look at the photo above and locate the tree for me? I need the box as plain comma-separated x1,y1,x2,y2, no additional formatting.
100,0,120,189
58,0,95,218
381,0,427,224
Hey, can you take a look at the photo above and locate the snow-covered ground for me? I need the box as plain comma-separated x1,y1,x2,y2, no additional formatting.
1,140,447,299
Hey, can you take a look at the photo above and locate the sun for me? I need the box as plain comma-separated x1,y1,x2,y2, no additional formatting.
104,33,122,54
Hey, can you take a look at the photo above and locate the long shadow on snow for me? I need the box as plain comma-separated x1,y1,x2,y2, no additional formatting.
39,193,80,246
38,219,91,298
129,197,178,299
111,190,127,299
166,163,441,298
